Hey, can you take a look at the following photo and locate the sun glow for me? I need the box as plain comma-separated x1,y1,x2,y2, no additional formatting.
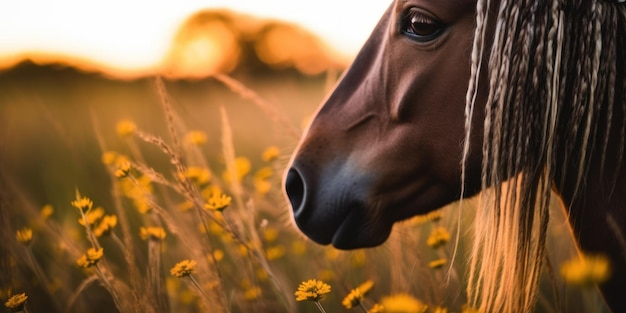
0,0,389,78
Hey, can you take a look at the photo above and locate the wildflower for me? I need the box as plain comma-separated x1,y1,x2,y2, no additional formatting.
262,146,280,162
356,280,374,295
351,250,367,267
114,161,132,178
40,204,54,220
184,130,207,145
433,306,448,313
204,192,232,212
170,259,196,277
254,166,273,195
4,293,27,312
295,279,331,302
291,240,307,255
177,200,194,212
262,226,279,242
140,227,166,241
212,249,224,262
71,195,93,213
256,268,269,281
78,207,105,226
368,304,385,313
342,288,364,309
179,166,211,186
342,280,374,309
380,293,427,313
222,157,251,183
116,119,136,137
101,151,118,165
318,269,335,282
244,286,262,300
93,215,117,237
16,227,32,245
426,226,450,249
265,245,286,261
560,253,611,286
76,247,104,268
428,258,447,269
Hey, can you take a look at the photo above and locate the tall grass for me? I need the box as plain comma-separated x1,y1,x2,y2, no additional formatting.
0,74,611,313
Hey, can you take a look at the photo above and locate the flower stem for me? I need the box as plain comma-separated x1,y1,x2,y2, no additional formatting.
314,301,327,313
95,264,125,313
187,274,212,305
358,302,369,313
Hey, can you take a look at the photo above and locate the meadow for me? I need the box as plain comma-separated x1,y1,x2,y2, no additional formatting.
0,63,612,313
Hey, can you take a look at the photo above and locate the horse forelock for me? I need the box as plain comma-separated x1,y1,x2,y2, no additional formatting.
463,1,626,312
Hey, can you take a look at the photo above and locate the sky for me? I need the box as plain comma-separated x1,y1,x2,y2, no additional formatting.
0,0,390,76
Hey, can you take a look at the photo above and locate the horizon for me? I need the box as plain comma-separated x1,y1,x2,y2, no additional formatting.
0,1,390,79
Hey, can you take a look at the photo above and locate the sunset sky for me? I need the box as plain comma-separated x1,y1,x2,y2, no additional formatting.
0,0,390,76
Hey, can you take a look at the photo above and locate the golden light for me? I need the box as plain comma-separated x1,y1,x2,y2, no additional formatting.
0,1,390,78
164,18,240,78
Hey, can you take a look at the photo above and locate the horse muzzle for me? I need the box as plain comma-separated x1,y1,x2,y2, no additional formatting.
285,160,392,249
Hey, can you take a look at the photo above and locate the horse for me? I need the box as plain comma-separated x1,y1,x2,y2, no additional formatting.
284,0,625,312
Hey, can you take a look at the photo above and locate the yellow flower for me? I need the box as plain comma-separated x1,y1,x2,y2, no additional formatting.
115,161,132,178
78,207,105,226
356,280,374,295
265,245,286,261
368,304,385,313
93,215,118,237
253,166,274,195
116,119,136,137
101,151,118,165
426,227,450,249
291,240,307,255
433,306,448,313
4,293,27,311
262,146,280,162
560,253,611,286
222,157,251,183
212,249,224,262
140,227,166,241
343,280,374,309
262,227,279,242
40,204,54,220
179,166,211,186
71,195,93,213
16,227,32,245
170,259,196,277
204,192,232,212
244,286,262,301
342,288,364,309
351,250,367,267
295,279,331,302
76,247,104,268
184,130,207,146
380,293,427,313
177,200,194,212
428,258,447,269
408,210,444,225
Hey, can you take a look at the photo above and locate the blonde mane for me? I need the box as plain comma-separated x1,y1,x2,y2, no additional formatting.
462,0,626,312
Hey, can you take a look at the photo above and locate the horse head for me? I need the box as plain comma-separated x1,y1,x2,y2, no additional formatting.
285,0,484,249
285,0,625,312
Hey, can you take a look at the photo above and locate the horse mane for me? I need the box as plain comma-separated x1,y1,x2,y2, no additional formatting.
462,0,626,312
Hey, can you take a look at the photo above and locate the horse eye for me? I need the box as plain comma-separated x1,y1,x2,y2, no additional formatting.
401,9,445,42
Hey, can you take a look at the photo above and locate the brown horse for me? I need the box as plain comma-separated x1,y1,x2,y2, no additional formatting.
284,0,625,312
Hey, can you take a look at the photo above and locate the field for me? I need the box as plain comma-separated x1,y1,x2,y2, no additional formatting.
0,62,611,313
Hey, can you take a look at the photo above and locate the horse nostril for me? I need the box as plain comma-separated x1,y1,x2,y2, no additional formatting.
285,168,306,215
